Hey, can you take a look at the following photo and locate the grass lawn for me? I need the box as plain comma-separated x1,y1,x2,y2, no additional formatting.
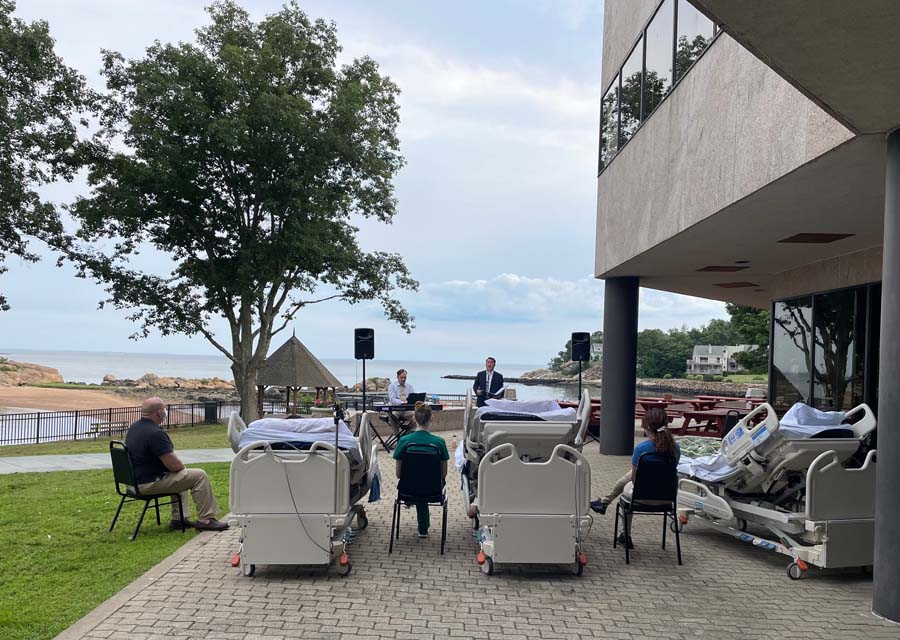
0,423,231,457
0,463,230,640
29,382,136,392
723,374,768,383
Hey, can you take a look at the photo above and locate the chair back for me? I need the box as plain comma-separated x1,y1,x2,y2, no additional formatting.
631,452,677,503
110,441,138,496
397,442,443,500
723,409,742,436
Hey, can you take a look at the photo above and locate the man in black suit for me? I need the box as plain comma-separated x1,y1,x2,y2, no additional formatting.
473,357,505,408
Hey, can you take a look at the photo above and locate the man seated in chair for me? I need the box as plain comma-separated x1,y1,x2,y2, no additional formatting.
393,402,448,538
124,397,228,531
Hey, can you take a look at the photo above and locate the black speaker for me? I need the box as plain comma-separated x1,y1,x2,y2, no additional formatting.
354,328,374,360
571,332,591,362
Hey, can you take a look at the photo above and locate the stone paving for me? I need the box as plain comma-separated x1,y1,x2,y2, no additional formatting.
61,430,900,639
0,448,234,474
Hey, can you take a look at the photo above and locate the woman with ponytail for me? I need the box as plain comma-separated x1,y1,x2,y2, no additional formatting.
393,401,449,538
589,407,680,548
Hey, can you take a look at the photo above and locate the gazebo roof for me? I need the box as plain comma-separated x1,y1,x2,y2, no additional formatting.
257,335,342,388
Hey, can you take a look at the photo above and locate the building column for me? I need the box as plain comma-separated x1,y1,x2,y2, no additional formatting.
600,276,639,455
874,128,900,623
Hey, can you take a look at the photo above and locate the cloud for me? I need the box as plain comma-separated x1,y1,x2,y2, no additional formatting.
406,273,604,323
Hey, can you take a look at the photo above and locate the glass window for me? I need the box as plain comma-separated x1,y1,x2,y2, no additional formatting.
619,36,643,145
675,0,714,82
772,297,812,411
866,284,881,411
643,0,673,120
812,289,866,411
599,73,619,169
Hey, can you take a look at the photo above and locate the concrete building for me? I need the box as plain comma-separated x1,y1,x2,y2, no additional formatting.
686,344,749,375
595,0,900,620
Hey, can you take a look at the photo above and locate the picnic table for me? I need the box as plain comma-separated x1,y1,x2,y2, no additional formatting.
687,399,722,411
674,407,749,438
558,399,600,442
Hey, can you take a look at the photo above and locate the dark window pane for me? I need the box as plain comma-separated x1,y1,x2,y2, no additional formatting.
772,297,812,411
812,289,865,411
643,0,673,119
619,36,643,144
866,283,881,412
599,73,619,168
675,0,714,82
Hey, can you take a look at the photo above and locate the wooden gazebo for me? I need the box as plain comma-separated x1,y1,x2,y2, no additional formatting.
256,334,342,416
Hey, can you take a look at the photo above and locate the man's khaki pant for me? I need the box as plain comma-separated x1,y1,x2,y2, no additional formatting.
601,471,632,505
138,468,218,522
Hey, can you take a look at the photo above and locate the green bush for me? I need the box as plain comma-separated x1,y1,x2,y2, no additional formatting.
663,373,672,379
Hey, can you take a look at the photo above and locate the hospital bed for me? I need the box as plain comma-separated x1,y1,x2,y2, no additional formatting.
459,389,593,575
676,402,877,579
227,410,379,577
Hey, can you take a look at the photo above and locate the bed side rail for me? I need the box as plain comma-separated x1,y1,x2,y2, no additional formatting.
227,411,246,453
574,389,591,447
722,402,779,465
806,449,876,521
843,403,876,439
477,443,590,515
229,441,351,515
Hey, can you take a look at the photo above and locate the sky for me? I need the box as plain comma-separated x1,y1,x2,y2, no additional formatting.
0,0,729,365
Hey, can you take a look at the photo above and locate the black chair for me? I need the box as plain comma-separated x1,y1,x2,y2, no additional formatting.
614,452,682,565
723,409,742,437
389,442,448,555
108,441,185,540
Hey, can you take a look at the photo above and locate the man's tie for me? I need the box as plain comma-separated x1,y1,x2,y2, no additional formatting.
400,385,406,403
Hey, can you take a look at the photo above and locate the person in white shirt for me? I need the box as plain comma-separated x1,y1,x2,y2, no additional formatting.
388,369,415,405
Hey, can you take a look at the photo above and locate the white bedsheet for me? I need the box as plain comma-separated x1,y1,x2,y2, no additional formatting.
475,399,576,422
677,403,854,482
239,416,359,451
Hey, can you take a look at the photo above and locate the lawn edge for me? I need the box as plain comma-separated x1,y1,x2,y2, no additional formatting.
53,528,221,639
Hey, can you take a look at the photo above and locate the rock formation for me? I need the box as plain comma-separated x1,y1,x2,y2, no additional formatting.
0,360,64,386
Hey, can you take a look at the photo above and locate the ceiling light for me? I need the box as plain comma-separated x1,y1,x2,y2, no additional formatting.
777,233,854,244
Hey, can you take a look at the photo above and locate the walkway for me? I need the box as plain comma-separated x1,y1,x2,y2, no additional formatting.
0,448,234,474
58,434,897,639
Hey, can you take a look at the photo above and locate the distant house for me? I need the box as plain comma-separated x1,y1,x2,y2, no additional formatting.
591,341,603,364
686,345,750,375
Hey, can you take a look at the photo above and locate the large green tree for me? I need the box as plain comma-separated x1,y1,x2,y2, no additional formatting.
61,1,416,419
0,0,91,310
726,303,770,373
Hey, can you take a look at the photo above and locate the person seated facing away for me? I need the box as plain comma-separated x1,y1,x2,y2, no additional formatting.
124,397,228,531
388,368,415,405
589,407,680,548
473,356,505,408
393,402,449,538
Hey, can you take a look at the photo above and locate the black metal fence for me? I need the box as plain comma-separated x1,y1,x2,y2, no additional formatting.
0,394,467,447
0,400,291,447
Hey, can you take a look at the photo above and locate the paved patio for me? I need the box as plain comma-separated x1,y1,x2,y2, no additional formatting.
60,429,898,639
0,448,234,474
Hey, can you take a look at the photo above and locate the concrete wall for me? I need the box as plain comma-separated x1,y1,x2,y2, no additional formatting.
770,246,883,300
601,0,660,92
595,34,853,277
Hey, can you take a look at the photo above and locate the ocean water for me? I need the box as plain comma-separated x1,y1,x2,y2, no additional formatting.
0,348,585,402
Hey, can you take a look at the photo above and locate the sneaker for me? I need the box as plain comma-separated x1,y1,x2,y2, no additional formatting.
417,531,428,538
590,500,608,515
616,533,635,549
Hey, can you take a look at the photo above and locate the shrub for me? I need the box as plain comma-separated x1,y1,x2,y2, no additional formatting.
663,373,673,379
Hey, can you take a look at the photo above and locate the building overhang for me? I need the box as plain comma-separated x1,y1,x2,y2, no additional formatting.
690,0,900,134
600,134,886,307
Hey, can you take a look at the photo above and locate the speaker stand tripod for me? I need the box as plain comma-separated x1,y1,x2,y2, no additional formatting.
578,360,583,400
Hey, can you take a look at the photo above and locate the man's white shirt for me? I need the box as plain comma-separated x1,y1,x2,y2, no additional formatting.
388,380,415,405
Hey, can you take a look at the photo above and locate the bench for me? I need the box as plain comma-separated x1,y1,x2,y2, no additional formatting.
91,421,130,438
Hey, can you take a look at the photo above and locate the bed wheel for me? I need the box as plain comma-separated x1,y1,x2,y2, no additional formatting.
357,514,369,530
787,562,804,580
336,561,353,577
242,563,256,577
669,518,683,533
481,556,494,575
573,561,585,576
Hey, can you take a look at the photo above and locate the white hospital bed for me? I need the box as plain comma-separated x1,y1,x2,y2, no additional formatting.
676,402,877,579
460,389,593,575
227,411,379,577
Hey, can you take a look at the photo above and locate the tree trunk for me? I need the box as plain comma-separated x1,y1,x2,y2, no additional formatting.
233,362,260,422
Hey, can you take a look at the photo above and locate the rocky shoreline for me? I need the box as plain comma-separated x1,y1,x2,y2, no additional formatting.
446,366,766,399
0,360,64,386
